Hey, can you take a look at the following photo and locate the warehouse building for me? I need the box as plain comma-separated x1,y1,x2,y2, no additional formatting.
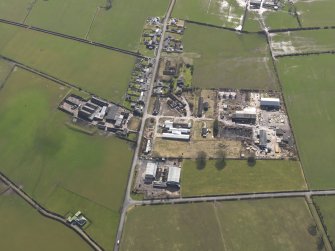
232,107,257,124
167,166,181,187
260,98,280,110
145,162,158,180
259,130,267,149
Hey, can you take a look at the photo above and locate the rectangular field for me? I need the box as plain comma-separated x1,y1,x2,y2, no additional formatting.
0,0,34,22
26,0,103,38
263,6,300,30
314,196,335,248
121,198,322,251
0,193,91,251
270,29,335,56
173,0,246,29
0,68,134,249
295,0,335,27
181,160,307,196
183,23,278,90
0,23,135,102
88,0,169,51
277,55,335,189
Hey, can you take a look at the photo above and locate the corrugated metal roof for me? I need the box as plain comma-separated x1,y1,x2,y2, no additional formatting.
167,166,181,184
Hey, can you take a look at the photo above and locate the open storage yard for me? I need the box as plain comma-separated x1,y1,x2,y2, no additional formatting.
181,159,307,196
0,192,92,251
173,0,246,29
183,23,278,90
0,23,135,102
278,55,335,189
270,29,335,56
0,68,134,250
314,196,335,249
121,198,323,251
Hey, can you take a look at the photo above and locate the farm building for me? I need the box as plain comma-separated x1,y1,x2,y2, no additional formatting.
91,96,109,107
167,166,181,187
260,98,280,110
232,107,257,124
162,132,190,141
106,105,121,123
259,130,267,149
145,162,158,180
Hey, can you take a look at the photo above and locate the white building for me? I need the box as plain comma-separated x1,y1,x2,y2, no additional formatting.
145,162,158,179
167,166,181,187
260,98,280,109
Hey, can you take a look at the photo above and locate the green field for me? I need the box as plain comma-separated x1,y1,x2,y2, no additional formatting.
270,29,335,56
277,55,335,189
88,0,169,51
0,0,34,22
173,0,246,29
121,198,322,251
0,193,92,251
264,7,299,30
183,23,278,90
181,160,307,196
242,11,261,32
295,0,335,27
0,59,13,88
26,0,104,38
0,68,134,249
314,196,335,248
0,23,135,102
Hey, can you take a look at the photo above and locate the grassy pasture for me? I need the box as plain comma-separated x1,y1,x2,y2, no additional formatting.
26,0,104,38
0,59,13,88
270,29,335,56
314,196,335,248
0,68,134,249
0,193,92,251
183,23,278,90
0,0,34,22
295,0,335,27
0,23,135,102
121,198,322,251
173,0,246,29
277,55,335,189
88,0,169,51
181,160,307,196
263,7,299,30
242,11,262,32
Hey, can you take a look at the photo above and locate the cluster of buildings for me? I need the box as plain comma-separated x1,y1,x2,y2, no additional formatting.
144,162,181,188
161,120,192,141
125,58,154,116
250,0,280,10
67,211,87,228
59,94,131,133
143,17,163,50
163,35,183,53
167,18,185,34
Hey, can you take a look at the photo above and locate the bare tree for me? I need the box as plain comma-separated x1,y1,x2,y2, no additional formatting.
196,151,207,170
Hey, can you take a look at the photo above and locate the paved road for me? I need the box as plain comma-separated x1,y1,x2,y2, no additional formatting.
113,1,176,250
133,189,335,206
0,172,104,251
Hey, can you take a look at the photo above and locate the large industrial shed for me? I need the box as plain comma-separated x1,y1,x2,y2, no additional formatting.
167,166,181,187
260,98,280,109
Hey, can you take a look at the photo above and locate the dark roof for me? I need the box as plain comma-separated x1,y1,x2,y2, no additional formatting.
106,105,119,121
259,130,267,147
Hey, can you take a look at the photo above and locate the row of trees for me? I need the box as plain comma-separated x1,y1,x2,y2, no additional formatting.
196,151,256,170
